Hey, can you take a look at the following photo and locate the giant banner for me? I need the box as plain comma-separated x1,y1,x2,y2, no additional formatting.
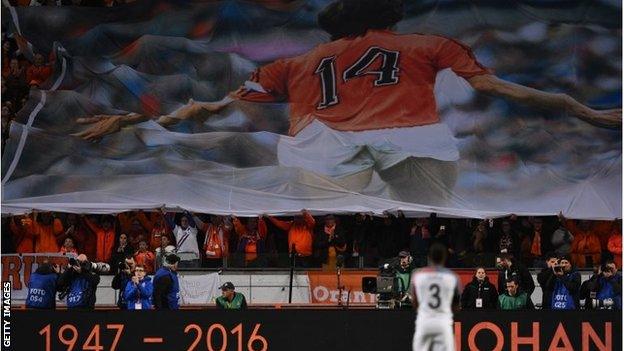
1,1,621,218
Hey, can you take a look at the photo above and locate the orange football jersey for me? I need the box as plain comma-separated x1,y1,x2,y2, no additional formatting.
233,29,491,136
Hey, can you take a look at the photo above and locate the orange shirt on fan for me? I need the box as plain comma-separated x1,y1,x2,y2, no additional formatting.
234,29,490,136
268,213,316,257
25,218,64,253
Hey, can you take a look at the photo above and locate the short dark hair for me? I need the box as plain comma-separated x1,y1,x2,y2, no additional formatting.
544,252,557,261
506,277,518,285
318,0,404,40
428,242,447,265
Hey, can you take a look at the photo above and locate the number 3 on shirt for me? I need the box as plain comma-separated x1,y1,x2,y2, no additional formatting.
314,47,400,109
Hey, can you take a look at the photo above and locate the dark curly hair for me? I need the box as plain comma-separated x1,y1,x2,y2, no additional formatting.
318,0,404,40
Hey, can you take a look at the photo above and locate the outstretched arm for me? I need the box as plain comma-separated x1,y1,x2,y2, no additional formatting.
73,98,233,141
467,74,621,128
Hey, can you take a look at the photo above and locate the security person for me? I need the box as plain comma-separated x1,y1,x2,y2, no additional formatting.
153,253,181,310
215,282,247,310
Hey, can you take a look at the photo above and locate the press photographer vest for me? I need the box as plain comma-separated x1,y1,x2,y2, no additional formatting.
551,279,575,310
67,276,92,308
154,267,180,309
26,272,57,309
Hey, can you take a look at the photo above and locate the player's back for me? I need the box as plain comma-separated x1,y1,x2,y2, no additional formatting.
282,29,488,135
411,266,459,324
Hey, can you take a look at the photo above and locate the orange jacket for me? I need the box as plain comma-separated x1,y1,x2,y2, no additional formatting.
567,220,602,268
233,217,267,261
24,217,64,253
268,213,315,257
134,251,156,274
9,217,34,254
84,217,116,263
607,232,622,268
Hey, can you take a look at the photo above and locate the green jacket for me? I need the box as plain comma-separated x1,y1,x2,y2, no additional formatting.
216,292,247,310
498,291,534,310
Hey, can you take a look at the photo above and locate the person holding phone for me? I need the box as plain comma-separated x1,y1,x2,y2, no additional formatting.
123,264,153,310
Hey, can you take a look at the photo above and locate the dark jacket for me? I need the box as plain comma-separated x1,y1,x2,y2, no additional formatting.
537,267,554,309
57,268,100,310
542,268,581,310
314,224,347,264
111,271,132,309
461,276,498,310
153,267,180,310
498,261,535,297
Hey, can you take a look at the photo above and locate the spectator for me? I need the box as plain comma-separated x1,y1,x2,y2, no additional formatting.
110,233,134,274
155,235,175,270
607,226,622,268
494,219,520,257
60,237,78,255
25,261,59,309
551,222,574,257
193,214,232,268
536,253,558,310
111,256,135,309
232,215,267,267
147,213,171,251
266,210,316,267
498,278,534,310
23,212,64,253
57,254,100,310
408,217,431,268
9,215,34,253
314,215,347,269
123,264,153,310
497,254,535,297
519,217,548,267
61,214,96,261
559,213,602,268
461,267,498,310
215,282,247,310
2,57,28,109
374,212,407,260
153,254,181,310
133,240,155,274
163,211,201,268
25,53,51,87
543,256,581,310
349,213,374,267
83,215,116,264
118,212,151,248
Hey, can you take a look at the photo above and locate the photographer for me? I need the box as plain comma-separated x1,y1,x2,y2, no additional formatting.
57,254,104,310
593,261,622,310
111,255,135,309
537,253,558,309
461,267,498,310
123,264,153,310
542,255,581,310
25,261,59,309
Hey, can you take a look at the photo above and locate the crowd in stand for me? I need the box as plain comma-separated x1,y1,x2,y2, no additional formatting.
4,210,622,272
1,35,54,150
